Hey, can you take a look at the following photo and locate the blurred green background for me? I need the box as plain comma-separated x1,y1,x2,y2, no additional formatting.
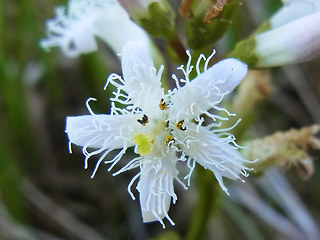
1,0,320,239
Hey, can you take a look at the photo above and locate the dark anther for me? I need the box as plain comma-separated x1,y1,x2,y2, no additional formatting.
159,98,168,110
137,114,149,126
176,120,186,131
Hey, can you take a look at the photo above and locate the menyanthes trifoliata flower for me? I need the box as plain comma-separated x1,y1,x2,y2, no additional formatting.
66,41,252,227
41,0,150,57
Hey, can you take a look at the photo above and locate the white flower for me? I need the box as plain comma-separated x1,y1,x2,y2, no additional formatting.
41,0,150,57
66,41,251,227
255,0,320,67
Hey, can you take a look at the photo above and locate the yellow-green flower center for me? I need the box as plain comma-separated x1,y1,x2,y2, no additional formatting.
132,133,152,156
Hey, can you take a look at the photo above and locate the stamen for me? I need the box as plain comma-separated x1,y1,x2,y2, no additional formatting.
159,98,168,110
165,135,175,146
137,114,149,125
176,120,186,131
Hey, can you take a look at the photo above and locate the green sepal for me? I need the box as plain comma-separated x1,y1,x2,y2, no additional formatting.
185,1,241,49
253,20,271,35
139,1,175,40
227,37,258,68
227,19,271,68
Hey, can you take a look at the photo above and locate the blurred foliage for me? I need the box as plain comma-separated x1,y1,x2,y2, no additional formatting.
185,0,242,50
0,0,320,239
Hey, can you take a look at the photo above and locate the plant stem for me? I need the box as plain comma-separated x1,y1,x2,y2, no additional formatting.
185,166,221,240
169,34,188,62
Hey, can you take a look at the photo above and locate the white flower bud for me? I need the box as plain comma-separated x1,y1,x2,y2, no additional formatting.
231,0,320,68
255,9,320,67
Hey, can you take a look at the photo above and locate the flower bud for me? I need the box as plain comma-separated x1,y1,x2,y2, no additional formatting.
118,0,176,40
230,0,320,68
184,0,241,49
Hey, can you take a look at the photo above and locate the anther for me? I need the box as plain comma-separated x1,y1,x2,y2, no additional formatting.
137,115,149,126
159,98,168,110
176,120,186,131
165,135,175,146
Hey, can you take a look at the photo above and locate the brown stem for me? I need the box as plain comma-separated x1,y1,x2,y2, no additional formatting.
169,35,188,62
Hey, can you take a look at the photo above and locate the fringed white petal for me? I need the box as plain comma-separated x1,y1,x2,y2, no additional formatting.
66,113,142,177
41,6,98,57
66,114,137,149
107,42,165,117
197,58,248,94
121,41,154,81
169,58,247,122
93,3,151,54
41,0,113,57
179,125,252,195
41,0,151,57
137,155,178,228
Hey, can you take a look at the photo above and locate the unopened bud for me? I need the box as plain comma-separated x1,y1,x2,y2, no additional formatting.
230,1,320,67
118,0,176,40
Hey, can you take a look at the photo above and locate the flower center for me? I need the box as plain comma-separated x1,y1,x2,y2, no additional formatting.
132,119,167,156
132,99,187,156
132,133,152,156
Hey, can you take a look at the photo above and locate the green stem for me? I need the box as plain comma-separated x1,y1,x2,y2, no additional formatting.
0,3,27,217
185,166,221,240
0,127,26,222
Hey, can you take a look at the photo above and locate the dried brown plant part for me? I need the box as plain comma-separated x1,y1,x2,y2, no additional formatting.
245,125,320,180
223,70,272,138
179,0,195,18
233,70,272,115
295,158,315,180
203,0,231,24
179,0,231,23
